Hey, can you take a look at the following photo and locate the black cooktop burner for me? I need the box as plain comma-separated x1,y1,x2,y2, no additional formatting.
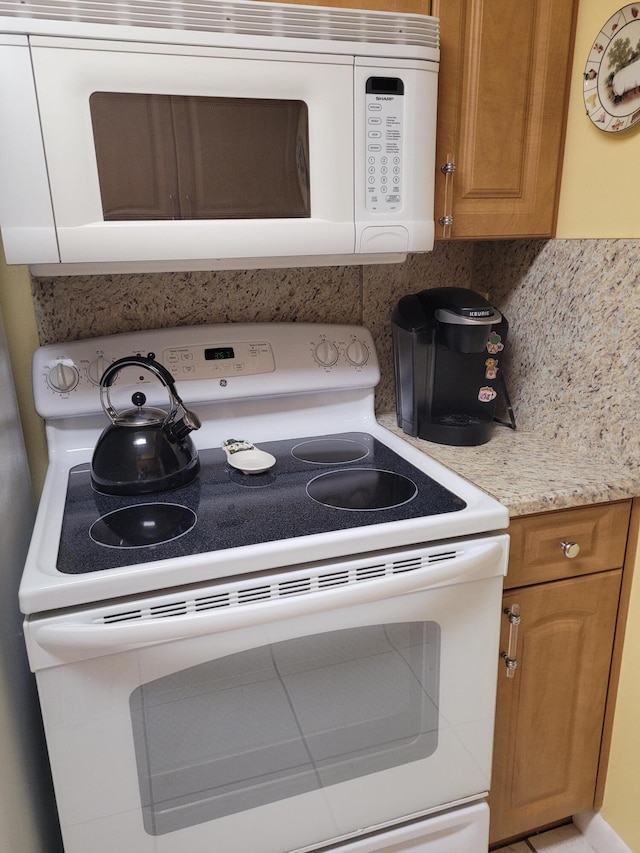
90,503,197,548
292,438,369,464
307,469,417,511
228,469,277,488
57,432,466,574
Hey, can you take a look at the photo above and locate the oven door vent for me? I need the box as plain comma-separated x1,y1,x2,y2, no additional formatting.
98,548,461,625
355,564,387,581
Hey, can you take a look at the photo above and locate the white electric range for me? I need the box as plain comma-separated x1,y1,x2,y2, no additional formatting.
20,323,509,853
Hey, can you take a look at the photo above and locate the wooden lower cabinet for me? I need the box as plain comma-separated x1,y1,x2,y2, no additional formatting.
488,500,636,847
489,570,622,845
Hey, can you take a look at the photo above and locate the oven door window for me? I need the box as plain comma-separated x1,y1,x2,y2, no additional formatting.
130,622,439,836
89,92,310,221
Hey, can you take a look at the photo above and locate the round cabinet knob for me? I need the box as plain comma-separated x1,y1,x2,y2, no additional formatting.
87,356,113,386
313,340,339,367
46,362,79,394
346,339,369,367
561,541,581,559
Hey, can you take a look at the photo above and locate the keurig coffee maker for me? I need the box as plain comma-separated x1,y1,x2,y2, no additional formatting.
392,287,509,446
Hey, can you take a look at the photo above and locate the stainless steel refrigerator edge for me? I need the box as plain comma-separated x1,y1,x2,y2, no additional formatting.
0,304,61,852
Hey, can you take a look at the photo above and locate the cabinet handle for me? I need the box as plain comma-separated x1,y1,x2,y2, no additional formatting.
501,604,520,678
438,153,456,237
561,540,581,559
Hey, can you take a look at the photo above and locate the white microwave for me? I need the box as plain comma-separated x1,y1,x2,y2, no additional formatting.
0,0,439,274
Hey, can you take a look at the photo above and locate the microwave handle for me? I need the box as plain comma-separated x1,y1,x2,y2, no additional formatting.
35,540,504,656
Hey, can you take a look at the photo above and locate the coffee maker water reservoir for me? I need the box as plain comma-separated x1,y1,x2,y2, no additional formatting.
392,287,509,446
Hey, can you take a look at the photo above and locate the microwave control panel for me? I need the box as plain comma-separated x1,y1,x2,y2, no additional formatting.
365,77,404,214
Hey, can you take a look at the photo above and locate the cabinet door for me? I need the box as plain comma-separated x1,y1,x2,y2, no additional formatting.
489,570,622,846
432,0,577,239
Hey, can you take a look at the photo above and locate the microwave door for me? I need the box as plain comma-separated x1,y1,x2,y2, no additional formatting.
89,93,312,221
29,42,355,264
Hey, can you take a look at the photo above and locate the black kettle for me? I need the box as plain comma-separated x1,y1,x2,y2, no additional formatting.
90,354,201,496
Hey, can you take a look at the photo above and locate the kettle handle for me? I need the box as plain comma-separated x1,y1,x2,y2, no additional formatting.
99,354,201,438
100,353,177,392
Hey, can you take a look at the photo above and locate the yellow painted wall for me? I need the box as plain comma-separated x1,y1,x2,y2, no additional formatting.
0,244,47,496
602,520,640,852
556,0,640,237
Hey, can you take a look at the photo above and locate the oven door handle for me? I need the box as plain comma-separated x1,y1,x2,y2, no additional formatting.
34,540,505,656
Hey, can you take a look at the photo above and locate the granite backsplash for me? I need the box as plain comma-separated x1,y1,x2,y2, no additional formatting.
473,239,640,474
30,238,640,473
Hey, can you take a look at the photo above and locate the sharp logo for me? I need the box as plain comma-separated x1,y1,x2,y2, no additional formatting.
376,96,394,100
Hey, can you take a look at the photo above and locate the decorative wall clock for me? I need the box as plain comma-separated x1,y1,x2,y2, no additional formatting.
584,4,640,132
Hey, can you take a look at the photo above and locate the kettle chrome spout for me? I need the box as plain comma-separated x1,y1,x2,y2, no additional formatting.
168,402,202,443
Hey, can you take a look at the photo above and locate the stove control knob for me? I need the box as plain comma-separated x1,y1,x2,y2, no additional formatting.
313,340,339,367
87,356,113,386
346,339,369,367
47,361,79,394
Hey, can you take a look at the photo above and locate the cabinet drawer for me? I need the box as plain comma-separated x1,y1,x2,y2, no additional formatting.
505,501,631,589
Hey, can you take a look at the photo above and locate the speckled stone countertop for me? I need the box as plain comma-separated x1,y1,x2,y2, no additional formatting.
377,414,640,518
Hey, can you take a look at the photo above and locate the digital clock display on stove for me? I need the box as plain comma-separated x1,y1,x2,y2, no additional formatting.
204,347,235,361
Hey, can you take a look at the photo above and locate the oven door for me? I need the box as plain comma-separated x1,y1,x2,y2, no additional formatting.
27,536,508,853
24,37,354,265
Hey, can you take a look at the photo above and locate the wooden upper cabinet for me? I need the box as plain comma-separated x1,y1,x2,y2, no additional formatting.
431,0,578,239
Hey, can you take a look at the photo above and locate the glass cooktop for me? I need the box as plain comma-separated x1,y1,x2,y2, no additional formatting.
57,432,466,574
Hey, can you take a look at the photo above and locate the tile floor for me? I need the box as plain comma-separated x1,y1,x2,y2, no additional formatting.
494,823,597,853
